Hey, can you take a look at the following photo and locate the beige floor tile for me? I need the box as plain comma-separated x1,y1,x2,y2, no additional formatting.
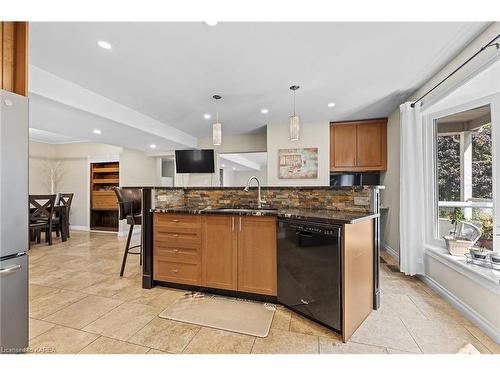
289,312,340,339
78,336,150,354
83,302,163,340
409,295,473,326
130,288,186,308
464,325,500,354
183,327,255,354
44,295,123,329
111,283,169,302
386,348,418,354
381,278,433,298
29,269,74,287
373,293,427,320
251,329,319,354
29,325,98,354
350,314,421,353
29,284,59,302
402,318,490,354
270,308,291,331
49,271,110,291
29,318,56,340
128,317,200,353
147,348,170,354
82,276,139,298
319,337,387,354
29,289,88,319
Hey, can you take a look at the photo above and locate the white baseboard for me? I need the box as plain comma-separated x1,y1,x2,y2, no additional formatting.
69,225,90,231
382,243,399,263
418,274,500,345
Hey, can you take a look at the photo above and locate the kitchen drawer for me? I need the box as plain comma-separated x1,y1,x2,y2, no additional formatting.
154,242,200,263
154,231,200,247
154,213,202,232
154,258,201,285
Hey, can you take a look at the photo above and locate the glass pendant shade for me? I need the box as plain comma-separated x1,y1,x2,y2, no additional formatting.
213,122,222,146
289,115,300,141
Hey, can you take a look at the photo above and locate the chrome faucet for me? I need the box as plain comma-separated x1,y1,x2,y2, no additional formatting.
244,176,266,209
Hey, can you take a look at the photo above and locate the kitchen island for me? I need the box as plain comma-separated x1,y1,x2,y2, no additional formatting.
139,186,382,342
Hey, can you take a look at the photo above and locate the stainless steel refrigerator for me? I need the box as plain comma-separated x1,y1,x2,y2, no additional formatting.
0,90,29,353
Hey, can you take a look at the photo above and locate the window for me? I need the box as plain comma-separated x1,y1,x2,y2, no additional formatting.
435,105,494,250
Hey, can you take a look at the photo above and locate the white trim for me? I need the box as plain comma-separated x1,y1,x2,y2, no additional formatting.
382,243,400,264
418,274,500,345
425,245,500,294
69,225,89,231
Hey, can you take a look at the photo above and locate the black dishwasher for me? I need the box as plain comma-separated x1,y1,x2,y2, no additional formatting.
277,218,342,332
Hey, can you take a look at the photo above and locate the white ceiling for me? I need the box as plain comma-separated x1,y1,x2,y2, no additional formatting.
29,22,489,146
29,128,87,144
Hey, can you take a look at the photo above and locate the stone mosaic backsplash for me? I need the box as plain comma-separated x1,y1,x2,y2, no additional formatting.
153,187,374,213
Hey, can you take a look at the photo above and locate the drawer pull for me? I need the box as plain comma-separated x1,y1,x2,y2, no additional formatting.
172,219,180,223
173,269,178,273
173,249,179,253
172,234,179,237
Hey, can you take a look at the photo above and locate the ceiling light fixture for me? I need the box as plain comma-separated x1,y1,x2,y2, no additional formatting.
327,102,336,108
221,164,226,168
261,108,269,114
212,95,222,146
289,85,300,141
205,21,218,26
97,40,112,49
150,144,157,149
203,114,211,120
93,129,102,135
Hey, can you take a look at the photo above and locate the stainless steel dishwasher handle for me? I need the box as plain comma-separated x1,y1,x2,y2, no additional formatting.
0,264,21,276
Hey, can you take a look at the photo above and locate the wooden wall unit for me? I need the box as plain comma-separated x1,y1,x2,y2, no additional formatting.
90,162,119,231
342,219,374,342
330,119,387,172
0,22,28,96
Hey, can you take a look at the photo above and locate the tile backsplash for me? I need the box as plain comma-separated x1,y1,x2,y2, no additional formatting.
153,187,375,213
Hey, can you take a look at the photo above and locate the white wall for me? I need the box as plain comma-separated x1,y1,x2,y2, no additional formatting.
266,122,329,186
120,148,159,187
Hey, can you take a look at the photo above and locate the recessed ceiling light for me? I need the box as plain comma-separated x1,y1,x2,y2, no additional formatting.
261,108,269,114
232,167,236,170
93,129,102,134
204,114,211,120
327,102,336,108
150,144,157,149
97,40,112,49
221,164,226,168
205,21,218,26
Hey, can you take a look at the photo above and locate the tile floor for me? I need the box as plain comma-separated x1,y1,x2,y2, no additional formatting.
27,231,499,354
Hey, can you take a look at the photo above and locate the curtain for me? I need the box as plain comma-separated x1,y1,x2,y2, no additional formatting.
399,102,425,275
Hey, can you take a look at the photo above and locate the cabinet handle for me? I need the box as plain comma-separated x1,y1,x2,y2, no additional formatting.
173,249,179,253
172,234,179,237
239,217,242,232
172,219,179,223
172,269,178,273
232,217,235,232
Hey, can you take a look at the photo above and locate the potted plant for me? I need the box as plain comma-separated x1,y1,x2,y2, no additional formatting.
469,246,489,260
443,208,476,256
449,208,464,236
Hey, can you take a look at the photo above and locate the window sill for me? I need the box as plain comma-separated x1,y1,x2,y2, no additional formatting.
424,245,500,294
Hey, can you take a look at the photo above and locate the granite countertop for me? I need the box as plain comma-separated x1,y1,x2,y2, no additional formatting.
150,207,379,224
124,185,385,190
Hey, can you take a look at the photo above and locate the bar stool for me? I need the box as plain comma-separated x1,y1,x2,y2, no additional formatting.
114,187,142,277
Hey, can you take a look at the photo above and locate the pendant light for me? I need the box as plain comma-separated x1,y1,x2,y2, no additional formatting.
212,94,222,146
289,85,300,141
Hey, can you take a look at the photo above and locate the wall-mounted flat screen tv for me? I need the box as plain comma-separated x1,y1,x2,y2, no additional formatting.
175,149,215,173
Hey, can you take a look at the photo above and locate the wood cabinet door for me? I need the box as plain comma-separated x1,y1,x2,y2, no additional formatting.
237,216,277,296
356,120,387,170
202,215,238,290
330,124,357,170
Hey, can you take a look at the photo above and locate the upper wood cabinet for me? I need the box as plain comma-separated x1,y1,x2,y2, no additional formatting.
0,22,28,96
237,216,277,296
202,215,238,291
330,119,387,172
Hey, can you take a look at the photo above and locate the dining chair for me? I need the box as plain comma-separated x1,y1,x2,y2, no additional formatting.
29,194,56,247
114,187,142,277
53,193,74,238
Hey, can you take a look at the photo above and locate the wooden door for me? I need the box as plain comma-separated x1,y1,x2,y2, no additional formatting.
330,124,357,170
237,216,277,296
202,215,238,290
356,120,387,170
